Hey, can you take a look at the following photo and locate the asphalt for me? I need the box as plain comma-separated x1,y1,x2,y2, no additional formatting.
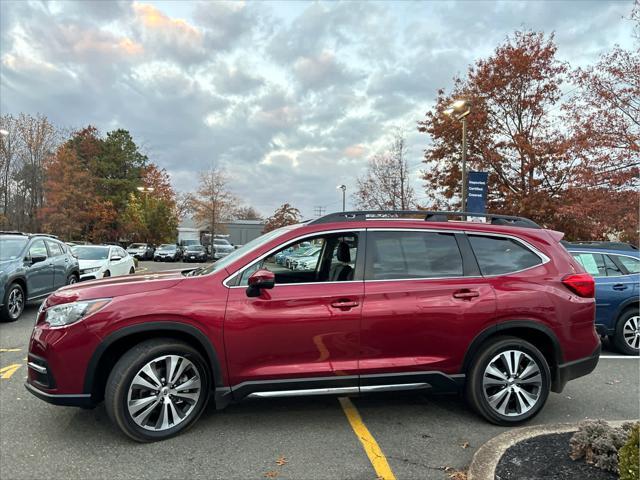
0,261,638,480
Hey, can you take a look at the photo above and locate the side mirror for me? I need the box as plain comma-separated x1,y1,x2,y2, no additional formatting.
31,255,47,264
246,269,275,298
110,256,122,262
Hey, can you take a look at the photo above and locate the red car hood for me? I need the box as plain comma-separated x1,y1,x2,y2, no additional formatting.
45,270,186,307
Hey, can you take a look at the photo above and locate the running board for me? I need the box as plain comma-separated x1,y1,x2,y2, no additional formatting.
246,383,430,399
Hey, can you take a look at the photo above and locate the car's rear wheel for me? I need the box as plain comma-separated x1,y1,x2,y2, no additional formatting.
105,339,210,442
0,283,25,322
612,308,640,355
465,336,550,426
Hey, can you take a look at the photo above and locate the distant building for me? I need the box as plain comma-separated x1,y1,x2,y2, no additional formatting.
177,218,265,247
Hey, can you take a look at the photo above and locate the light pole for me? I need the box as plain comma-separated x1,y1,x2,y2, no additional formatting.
336,185,346,212
444,99,471,217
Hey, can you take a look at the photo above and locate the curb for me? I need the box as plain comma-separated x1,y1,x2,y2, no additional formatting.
467,420,632,480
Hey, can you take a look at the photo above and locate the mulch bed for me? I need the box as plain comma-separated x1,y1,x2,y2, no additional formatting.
495,432,618,480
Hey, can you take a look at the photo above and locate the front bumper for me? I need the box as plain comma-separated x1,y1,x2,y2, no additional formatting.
80,271,103,281
552,342,601,393
25,382,93,407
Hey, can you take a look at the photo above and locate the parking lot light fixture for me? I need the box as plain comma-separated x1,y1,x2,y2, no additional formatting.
444,99,471,218
336,184,347,212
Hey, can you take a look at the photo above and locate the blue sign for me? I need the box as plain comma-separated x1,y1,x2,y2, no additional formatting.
466,171,488,214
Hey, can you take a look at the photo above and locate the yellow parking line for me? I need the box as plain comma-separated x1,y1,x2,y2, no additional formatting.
0,348,21,352
0,364,22,379
339,397,396,480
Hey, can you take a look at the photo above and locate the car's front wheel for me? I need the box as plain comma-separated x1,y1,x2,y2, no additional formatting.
612,308,640,355
105,339,210,442
0,283,25,322
465,336,550,426
66,273,79,285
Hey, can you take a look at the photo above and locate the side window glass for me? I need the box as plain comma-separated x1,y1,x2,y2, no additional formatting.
603,255,622,276
572,252,606,277
366,231,463,280
238,234,359,286
46,241,63,256
29,240,48,259
616,255,640,274
118,248,127,257
470,235,542,275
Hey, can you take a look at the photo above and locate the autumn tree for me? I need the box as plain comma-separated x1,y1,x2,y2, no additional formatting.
234,205,263,220
354,130,415,210
191,168,236,237
39,145,95,239
122,165,179,244
263,203,301,232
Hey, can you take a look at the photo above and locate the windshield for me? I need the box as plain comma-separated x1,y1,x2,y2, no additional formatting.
188,226,293,276
129,243,146,249
0,237,28,261
72,246,109,260
214,239,231,246
158,244,176,251
186,246,204,252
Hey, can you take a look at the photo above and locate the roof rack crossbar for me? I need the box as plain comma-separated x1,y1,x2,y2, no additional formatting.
309,210,541,228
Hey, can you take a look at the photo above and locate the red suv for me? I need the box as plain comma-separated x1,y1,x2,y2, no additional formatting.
26,211,600,442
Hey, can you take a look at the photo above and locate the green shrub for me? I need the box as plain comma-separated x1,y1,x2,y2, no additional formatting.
619,424,639,480
569,420,637,472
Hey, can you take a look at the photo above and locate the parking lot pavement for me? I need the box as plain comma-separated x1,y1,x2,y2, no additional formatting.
1,265,637,480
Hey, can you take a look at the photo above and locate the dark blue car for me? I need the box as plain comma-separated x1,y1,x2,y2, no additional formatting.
567,243,639,355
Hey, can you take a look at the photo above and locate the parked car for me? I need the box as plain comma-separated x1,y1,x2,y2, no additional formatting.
0,232,79,322
285,245,318,269
126,243,154,260
212,238,234,260
72,245,136,281
567,244,639,355
183,245,208,263
154,244,181,262
26,211,600,442
289,246,322,270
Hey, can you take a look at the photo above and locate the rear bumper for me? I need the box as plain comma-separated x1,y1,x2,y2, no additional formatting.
552,342,601,393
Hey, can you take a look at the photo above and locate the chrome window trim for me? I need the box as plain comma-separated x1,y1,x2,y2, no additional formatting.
223,228,365,288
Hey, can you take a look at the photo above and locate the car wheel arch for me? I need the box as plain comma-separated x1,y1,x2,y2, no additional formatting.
614,299,639,326
84,322,224,404
461,320,563,388
9,276,27,300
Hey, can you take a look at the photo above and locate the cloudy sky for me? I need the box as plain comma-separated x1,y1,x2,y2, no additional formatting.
0,1,635,218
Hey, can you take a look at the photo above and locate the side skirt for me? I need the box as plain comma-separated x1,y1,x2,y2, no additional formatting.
214,371,465,408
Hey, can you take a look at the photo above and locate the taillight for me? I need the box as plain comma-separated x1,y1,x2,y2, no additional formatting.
562,273,595,298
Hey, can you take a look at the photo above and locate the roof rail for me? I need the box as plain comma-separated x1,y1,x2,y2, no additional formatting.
309,210,541,229
568,241,638,252
0,230,27,236
0,231,59,239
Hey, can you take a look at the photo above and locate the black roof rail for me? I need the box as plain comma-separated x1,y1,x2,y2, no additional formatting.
568,241,638,252
309,210,541,229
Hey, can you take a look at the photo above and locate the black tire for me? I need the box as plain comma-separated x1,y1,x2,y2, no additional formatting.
0,282,25,322
66,273,79,285
104,339,211,442
612,308,640,355
129,267,135,274
103,270,111,278
465,336,551,426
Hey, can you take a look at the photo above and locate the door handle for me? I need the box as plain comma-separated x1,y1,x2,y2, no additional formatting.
330,300,359,309
453,289,480,300
612,284,628,291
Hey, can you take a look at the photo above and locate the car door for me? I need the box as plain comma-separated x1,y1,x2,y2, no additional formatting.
45,240,67,289
359,229,496,388
108,247,126,276
223,231,364,397
25,239,54,298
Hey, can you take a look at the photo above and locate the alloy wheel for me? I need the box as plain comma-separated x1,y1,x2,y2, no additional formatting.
482,350,543,416
7,288,24,319
623,315,640,350
68,276,78,285
127,355,202,432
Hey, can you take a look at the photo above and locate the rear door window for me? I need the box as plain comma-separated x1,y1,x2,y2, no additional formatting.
469,235,542,275
366,231,463,280
613,255,640,274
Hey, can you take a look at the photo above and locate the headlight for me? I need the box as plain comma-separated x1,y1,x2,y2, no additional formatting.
45,299,111,327
81,267,101,274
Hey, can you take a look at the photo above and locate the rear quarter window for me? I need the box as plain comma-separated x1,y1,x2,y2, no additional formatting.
469,235,543,275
